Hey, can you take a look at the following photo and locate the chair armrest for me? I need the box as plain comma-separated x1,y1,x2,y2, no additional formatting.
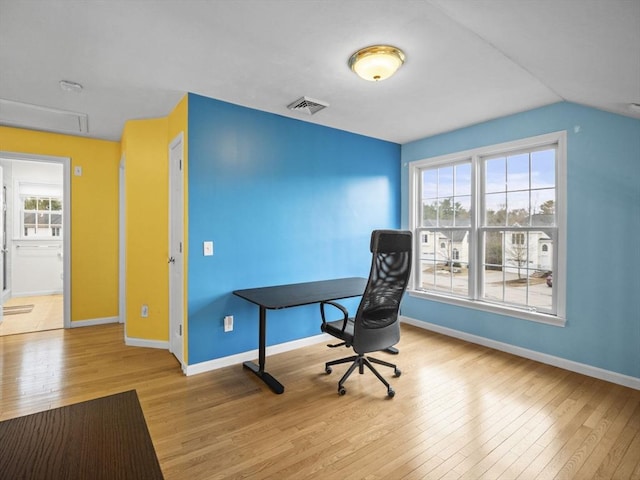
320,301,349,332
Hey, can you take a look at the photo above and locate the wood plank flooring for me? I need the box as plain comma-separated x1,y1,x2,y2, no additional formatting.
0,294,63,336
1,323,638,479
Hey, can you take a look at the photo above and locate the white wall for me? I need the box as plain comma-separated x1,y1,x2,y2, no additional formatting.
3,159,63,297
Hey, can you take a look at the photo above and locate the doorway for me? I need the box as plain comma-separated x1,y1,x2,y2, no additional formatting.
0,152,70,336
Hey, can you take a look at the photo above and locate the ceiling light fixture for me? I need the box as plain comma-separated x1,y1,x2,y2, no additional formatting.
59,80,83,93
348,45,405,82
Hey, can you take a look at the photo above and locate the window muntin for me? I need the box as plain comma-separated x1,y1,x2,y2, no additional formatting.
409,132,565,323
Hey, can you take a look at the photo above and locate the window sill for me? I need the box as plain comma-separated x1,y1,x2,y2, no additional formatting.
407,289,566,327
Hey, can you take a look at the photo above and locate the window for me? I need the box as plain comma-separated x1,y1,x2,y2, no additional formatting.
511,233,525,245
22,195,62,237
409,132,566,324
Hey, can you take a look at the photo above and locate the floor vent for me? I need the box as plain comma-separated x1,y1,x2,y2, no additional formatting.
287,96,329,115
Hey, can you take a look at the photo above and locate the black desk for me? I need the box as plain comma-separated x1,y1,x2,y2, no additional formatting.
233,277,367,394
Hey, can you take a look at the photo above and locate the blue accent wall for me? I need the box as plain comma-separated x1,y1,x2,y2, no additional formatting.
401,102,640,379
187,93,400,365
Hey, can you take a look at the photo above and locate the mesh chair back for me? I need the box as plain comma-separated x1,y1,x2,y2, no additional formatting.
353,230,412,354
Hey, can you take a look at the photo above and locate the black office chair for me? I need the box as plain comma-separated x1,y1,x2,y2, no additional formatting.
320,230,412,397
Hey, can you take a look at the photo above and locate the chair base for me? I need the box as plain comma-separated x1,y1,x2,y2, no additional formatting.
325,354,401,397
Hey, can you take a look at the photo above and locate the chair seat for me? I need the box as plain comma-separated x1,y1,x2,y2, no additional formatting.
323,318,354,344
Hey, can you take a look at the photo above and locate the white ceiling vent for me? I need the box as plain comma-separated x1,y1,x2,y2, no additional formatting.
0,98,88,135
287,96,329,115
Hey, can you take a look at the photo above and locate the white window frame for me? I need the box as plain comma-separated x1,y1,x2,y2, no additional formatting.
408,131,567,326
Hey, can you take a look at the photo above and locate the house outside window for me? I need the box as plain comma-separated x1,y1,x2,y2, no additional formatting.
409,131,566,325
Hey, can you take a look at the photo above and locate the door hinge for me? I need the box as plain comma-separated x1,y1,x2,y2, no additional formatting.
179,242,182,253
179,324,182,336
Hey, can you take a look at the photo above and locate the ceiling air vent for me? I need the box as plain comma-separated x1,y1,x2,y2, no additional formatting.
0,98,88,135
287,96,329,115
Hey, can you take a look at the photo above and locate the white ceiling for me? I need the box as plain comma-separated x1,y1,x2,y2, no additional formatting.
1,0,638,144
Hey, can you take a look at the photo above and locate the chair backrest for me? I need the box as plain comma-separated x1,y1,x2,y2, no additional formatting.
353,230,413,354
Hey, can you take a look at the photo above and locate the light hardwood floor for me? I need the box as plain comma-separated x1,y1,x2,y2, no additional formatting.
1,323,639,479
0,294,63,336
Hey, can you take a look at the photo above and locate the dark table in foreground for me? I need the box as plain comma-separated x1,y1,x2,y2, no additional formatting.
233,277,367,394
0,390,163,480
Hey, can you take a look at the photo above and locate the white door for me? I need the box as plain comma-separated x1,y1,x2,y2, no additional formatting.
168,133,184,366
0,166,4,326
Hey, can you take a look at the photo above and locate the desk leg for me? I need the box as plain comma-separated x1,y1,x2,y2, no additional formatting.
243,306,285,394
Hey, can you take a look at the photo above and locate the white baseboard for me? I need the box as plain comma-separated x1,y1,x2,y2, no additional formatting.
12,289,63,297
185,333,333,376
400,316,640,391
125,336,169,350
70,316,119,328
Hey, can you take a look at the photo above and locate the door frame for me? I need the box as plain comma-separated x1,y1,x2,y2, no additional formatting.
168,132,185,367
0,151,71,328
119,156,126,327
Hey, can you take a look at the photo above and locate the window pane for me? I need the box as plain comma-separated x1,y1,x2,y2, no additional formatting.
455,163,471,195
531,149,555,189
485,157,505,193
506,191,530,226
507,153,530,191
38,198,51,211
532,189,555,225
24,212,36,226
438,166,454,197
485,192,506,226
418,231,437,289
37,212,50,227
505,230,529,279
484,231,503,269
529,229,554,269
481,231,554,313
418,229,469,296
422,199,437,226
438,198,455,226
51,213,62,227
454,195,471,226
530,269,553,312
50,199,63,211
422,170,438,198
24,197,38,210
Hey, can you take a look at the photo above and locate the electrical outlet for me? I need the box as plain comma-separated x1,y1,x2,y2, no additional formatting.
141,305,149,318
224,315,233,332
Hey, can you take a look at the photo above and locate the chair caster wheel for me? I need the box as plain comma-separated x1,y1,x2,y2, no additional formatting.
394,368,401,377
387,388,395,398
325,366,332,374
338,387,346,395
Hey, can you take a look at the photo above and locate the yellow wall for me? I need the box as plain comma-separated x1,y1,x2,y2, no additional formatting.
167,95,188,361
0,126,120,322
121,117,170,341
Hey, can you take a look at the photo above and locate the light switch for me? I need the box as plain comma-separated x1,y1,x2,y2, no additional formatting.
203,241,214,256
74,166,83,176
